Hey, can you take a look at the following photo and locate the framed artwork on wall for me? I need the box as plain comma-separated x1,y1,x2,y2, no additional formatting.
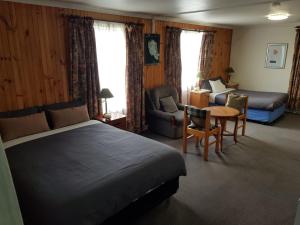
265,43,288,69
144,34,160,65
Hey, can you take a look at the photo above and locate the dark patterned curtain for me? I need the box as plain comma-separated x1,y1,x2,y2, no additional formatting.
165,27,182,100
125,23,145,132
288,26,300,113
68,16,101,117
199,32,215,79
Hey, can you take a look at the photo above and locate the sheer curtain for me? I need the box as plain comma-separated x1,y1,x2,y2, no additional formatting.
94,21,127,114
180,30,203,104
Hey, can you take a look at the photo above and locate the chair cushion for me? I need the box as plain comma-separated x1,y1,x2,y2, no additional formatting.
226,94,247,113
187,106,207,129
160,96,178,113
188,123,217,130
148,86,179,110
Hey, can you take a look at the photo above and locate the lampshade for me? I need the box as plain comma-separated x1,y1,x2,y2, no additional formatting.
225,67,235,73
99,88,114,99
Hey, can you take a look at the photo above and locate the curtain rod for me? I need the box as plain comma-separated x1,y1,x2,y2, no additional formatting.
166,26,216,33
61,14,144,26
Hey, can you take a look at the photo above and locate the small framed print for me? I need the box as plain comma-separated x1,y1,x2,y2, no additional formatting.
144,34,160,65
265,43,288,69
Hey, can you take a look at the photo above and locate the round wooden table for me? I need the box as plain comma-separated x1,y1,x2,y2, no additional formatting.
203,106,240,151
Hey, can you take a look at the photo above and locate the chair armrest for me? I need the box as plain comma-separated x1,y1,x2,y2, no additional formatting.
177,103,185,111
148,110,176,122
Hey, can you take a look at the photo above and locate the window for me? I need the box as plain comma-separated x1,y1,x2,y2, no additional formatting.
94,21,127,114
180,30,203,104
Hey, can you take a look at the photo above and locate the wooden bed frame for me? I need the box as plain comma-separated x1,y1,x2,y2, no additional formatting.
102,178,179,225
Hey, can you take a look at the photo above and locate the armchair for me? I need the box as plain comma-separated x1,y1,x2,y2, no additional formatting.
145,86,184,138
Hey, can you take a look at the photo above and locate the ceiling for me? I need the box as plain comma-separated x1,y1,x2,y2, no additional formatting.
12,0,300,26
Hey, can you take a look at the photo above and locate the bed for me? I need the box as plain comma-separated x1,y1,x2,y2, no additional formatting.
3,119,186,225
201,78,288,123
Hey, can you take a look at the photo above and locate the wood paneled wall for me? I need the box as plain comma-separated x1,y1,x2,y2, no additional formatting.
0,1,232,112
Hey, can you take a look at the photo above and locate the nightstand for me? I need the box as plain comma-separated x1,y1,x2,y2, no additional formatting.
226,82,239,89
94,113,127,130
190,89,210,108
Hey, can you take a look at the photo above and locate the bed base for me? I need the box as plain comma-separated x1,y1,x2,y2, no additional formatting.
210,103,286,124
101,177,179,225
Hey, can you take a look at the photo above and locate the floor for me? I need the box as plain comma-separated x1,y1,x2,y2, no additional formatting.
132,113,300,225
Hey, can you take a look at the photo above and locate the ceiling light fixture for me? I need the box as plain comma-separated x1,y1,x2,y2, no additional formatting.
267,13,289,20
266,2,290,21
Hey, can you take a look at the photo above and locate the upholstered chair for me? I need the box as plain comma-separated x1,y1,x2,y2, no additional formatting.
145,86,184,138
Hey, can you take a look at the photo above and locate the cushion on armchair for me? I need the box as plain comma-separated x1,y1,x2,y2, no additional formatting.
160,96,178,113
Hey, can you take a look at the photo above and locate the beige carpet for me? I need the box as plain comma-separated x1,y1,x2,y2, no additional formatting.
132,113,300,225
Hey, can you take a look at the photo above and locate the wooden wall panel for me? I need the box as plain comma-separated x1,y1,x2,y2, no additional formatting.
0,1,232,112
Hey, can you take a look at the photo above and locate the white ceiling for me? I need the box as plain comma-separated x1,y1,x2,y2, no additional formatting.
11,0,300,26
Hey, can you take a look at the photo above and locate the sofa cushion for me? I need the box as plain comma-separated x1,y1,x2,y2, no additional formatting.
160,96,178,113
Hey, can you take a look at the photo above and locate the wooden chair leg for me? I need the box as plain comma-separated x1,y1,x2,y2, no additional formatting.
195,136,200,147
220,119,225,152
215,130,220,153
204,134,209,161
233,117,238,143
242,118,246,136
215,117,218,127
224,120,227,132
182,136,187,153
182,127,187,153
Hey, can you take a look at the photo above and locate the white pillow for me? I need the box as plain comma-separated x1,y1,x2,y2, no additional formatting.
209,79,227,93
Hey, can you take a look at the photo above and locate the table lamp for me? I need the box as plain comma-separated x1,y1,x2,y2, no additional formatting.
225,67,235,82
99,88,114,119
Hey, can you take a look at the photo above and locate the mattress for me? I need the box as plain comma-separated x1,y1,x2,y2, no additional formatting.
211,89,288,111
5,121,186,225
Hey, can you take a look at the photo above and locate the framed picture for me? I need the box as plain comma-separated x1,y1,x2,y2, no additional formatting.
144,34,160,65
265,43,288,69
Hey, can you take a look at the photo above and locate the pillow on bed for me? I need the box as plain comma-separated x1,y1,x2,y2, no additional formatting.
209,79,227,93
0,112,50,142
48,105,90,129
160,96,178,113
43,99,86,127
201,77,226,91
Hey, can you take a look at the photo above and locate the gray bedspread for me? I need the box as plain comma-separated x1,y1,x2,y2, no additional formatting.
215,89,288,111
5,123,186,225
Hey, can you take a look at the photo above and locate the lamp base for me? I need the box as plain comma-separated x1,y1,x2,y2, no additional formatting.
103,113,111,120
